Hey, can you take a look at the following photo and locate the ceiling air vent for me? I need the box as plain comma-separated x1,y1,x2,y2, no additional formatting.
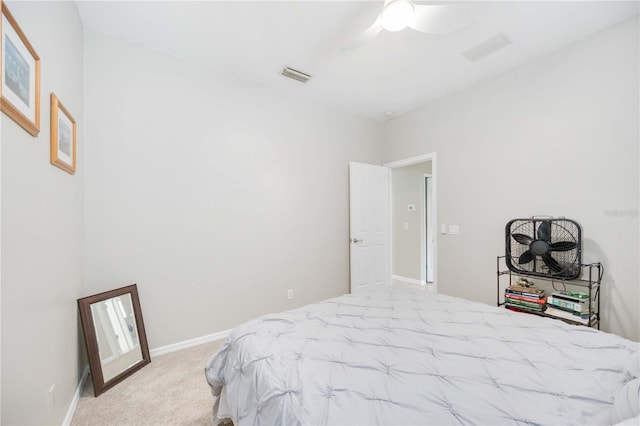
462,33,512,62
281,66,312,83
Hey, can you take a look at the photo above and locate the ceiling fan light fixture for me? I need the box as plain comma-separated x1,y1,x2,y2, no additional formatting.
381,0,414,32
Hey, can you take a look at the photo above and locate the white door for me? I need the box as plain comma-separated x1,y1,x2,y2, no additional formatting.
349,162,390,293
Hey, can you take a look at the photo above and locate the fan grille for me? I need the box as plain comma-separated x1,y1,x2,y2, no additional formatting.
505,218,582,280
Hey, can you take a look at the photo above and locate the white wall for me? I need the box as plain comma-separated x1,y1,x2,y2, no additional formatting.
383,17,639,341
1,1,84,424
392,162,431,281
83,29,383,349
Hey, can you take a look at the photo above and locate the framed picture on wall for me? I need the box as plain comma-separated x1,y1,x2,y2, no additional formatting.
1,2,40,136
50,93,76,174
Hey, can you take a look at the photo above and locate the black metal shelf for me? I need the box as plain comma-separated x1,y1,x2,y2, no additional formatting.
497,256,602,329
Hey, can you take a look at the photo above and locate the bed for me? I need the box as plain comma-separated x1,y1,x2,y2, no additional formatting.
205,286,639,425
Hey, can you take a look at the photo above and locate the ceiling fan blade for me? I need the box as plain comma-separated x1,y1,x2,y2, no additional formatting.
542,254,563,273
550,241,577,252
409,4,474,35
537,221,552,242
518,251,534,265
512,233,533,245
315,1,384,60
341,16,384,52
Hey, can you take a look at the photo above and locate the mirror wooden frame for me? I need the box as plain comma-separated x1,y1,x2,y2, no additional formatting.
78,284,151,396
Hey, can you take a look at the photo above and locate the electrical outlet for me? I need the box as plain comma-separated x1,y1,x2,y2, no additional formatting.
287,289,294,300
48,384,55,413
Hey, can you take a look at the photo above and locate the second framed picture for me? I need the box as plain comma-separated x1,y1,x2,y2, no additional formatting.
50,93,76,174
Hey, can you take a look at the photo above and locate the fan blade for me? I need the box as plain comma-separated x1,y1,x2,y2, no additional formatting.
537,221,551,242
518,251,534,265
550,241,577,252
512,233,533,245
316,2,384,58
409,4,474,35
542,254,563,272
340,16,384,52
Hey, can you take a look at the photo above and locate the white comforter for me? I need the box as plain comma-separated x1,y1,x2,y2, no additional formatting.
205,286,638,425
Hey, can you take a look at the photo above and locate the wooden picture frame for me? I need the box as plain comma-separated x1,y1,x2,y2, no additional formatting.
1,2,40,136
78,284,151,397
50,93,76,174
0,0,2,104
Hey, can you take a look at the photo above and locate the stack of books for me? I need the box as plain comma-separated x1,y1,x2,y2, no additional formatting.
546,291,592,325
504,284,546,314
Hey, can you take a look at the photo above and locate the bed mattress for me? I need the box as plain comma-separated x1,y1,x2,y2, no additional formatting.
205,286,638,425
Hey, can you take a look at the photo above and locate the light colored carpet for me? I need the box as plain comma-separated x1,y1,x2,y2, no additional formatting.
71,340,224,425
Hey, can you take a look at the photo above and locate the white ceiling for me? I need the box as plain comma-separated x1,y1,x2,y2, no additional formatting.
76,1,639,121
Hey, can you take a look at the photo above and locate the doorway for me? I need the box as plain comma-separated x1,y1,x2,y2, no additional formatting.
384,153,437,290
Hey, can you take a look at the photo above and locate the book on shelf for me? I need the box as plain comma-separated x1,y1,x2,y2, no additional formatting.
545,306,593,325
505,305,545,315
505,296,546,310
505,301,545,312
505,285,545,299
551,290,589,303
546,304,590,318
547,296,589,314
505,293,547,305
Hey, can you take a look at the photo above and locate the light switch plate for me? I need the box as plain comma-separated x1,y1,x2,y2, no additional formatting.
440,224,447,234
449,225,460,235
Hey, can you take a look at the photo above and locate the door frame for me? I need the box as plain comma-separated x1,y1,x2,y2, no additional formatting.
384,153,437,291
423,173,433,283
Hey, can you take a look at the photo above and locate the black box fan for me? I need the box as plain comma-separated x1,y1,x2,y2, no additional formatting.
505,218,582,280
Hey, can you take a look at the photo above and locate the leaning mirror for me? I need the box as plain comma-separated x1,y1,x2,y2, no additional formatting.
78,284,151,396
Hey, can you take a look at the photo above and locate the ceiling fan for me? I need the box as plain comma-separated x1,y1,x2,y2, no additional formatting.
342,0,475,51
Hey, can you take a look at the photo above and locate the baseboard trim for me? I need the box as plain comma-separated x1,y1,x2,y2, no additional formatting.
150,328,232,358
64,329,232,424
62,365,89,426
392,274,426,286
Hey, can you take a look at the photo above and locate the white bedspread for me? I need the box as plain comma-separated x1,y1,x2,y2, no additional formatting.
205,286,638,425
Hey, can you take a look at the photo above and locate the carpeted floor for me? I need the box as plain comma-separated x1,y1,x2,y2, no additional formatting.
71,340,224,425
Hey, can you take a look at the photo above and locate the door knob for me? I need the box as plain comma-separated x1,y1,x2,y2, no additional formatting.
351,238,363,243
